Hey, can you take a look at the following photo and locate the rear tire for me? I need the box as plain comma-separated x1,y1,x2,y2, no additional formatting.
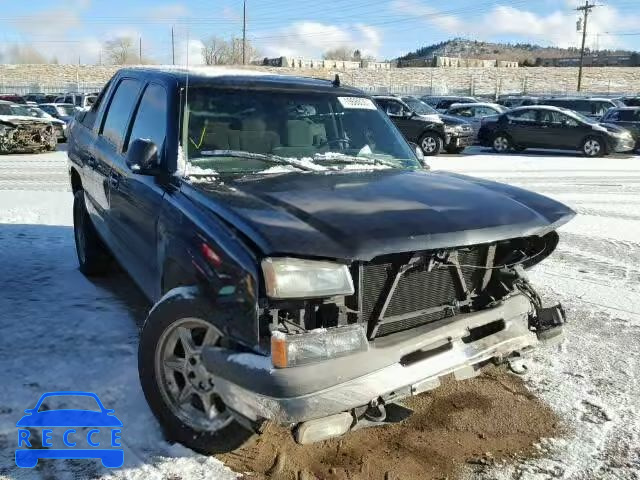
138,291,254,454
419,133,443,156
73,190,111,276
492,133,511,153
581,136,605,157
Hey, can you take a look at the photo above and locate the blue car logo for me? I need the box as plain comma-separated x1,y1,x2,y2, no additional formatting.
16,391,123,468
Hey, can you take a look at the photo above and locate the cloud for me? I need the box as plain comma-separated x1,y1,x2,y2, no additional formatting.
257,21,383,59
149,3,189,21
390,0,640,50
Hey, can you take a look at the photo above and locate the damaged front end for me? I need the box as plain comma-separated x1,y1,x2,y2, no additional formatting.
0,120,57,154
201,231,567,443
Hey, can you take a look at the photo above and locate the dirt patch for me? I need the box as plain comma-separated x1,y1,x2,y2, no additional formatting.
218,366,563,480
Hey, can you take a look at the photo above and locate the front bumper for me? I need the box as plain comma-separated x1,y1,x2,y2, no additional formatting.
202,294,546,425
611,136,636,153
445,133,474,148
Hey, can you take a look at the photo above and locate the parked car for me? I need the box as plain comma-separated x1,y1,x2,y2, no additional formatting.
478,105,635,157
0,94,26,104
38,103,76,124
24,106,67,141
420,95,478,112
374,95,474,154
445,102,508,136
496,95,541,108
24,93,59,104
601,107,640,150
0,101,58,153
55,93,97,110
537,97,623,120
401,96,475,152
68,67,574,453
616,96,640,107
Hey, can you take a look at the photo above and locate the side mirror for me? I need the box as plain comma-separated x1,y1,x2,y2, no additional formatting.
127,138,159,174
404,110,415,118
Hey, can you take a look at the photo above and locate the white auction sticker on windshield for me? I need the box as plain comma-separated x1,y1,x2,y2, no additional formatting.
338,97,377,110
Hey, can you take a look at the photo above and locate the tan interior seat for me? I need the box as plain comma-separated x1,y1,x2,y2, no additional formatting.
238,118,280,153
202,121,231,150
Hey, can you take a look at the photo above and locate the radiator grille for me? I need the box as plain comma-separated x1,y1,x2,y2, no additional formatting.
360,247,488,338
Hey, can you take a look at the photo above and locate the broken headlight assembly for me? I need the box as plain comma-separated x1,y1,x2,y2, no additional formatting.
261,257,354,300
271,324,368,368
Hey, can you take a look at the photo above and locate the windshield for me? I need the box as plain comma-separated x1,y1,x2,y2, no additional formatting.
564,109,597,124
183,87,420,175
0,104,32,116
402,97,438,115
26,107,50,118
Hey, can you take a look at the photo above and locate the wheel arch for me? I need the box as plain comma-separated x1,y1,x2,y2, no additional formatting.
70,167,82,194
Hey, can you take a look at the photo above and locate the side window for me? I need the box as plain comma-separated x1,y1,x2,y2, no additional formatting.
385,100,404,116
604,110,620,122
507,109,538,122
100,79,142,150
65,96,73,104
454,107,473,117
126,84,168,154
618,110,637,121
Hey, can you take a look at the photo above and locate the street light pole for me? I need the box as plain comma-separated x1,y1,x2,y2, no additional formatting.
576,1,596,92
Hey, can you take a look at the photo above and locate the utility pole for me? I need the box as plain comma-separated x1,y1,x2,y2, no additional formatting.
576,1,597,92
242,0,247,65
139,36,142,63
171,27,175,65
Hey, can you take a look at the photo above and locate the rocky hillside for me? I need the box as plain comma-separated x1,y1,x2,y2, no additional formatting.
397,38,635,65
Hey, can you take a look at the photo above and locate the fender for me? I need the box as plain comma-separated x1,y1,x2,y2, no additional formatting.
157,189,261,347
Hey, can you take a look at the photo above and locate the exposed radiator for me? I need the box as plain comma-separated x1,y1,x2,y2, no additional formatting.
359,247,490,338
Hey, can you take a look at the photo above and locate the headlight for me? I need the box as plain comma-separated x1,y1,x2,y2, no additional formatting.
271,324,368,368
262,257,354,299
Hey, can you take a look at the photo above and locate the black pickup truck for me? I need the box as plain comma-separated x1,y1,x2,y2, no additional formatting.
68,67,574,453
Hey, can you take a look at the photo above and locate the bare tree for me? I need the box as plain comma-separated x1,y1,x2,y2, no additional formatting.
199,36,259,65
104,37,136,65
201,36,227,65
322,47,355,61
5,45,48,64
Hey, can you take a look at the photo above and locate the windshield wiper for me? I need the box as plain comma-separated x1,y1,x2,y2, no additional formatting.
312,152,399,168
188,150,323,174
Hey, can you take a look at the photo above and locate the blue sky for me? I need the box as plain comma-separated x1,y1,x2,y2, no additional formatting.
1,0,639,64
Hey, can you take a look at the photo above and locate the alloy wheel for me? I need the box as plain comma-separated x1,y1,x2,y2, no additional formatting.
584,139,601,156
421,136,438,154
493,136,509,152
155,318,232,432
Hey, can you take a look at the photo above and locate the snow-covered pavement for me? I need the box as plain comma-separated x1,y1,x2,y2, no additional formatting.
1,147,639,479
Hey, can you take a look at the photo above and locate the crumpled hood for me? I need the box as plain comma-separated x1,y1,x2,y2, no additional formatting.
187,169,576,261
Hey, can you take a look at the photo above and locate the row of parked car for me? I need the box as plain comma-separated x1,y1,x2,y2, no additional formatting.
0,92,96,153
373,93,640,157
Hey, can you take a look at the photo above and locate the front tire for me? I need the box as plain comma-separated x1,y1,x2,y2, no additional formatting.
73,190,111,276
138,291,254,454
582,136,605,157
419,133,443,156
445,145,465,154
492,133,511,153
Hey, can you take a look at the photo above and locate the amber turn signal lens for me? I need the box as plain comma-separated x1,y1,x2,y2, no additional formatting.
271,334,288,368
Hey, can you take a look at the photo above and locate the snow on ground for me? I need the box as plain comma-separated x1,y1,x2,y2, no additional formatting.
431,149,640,480
0,146,639,479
